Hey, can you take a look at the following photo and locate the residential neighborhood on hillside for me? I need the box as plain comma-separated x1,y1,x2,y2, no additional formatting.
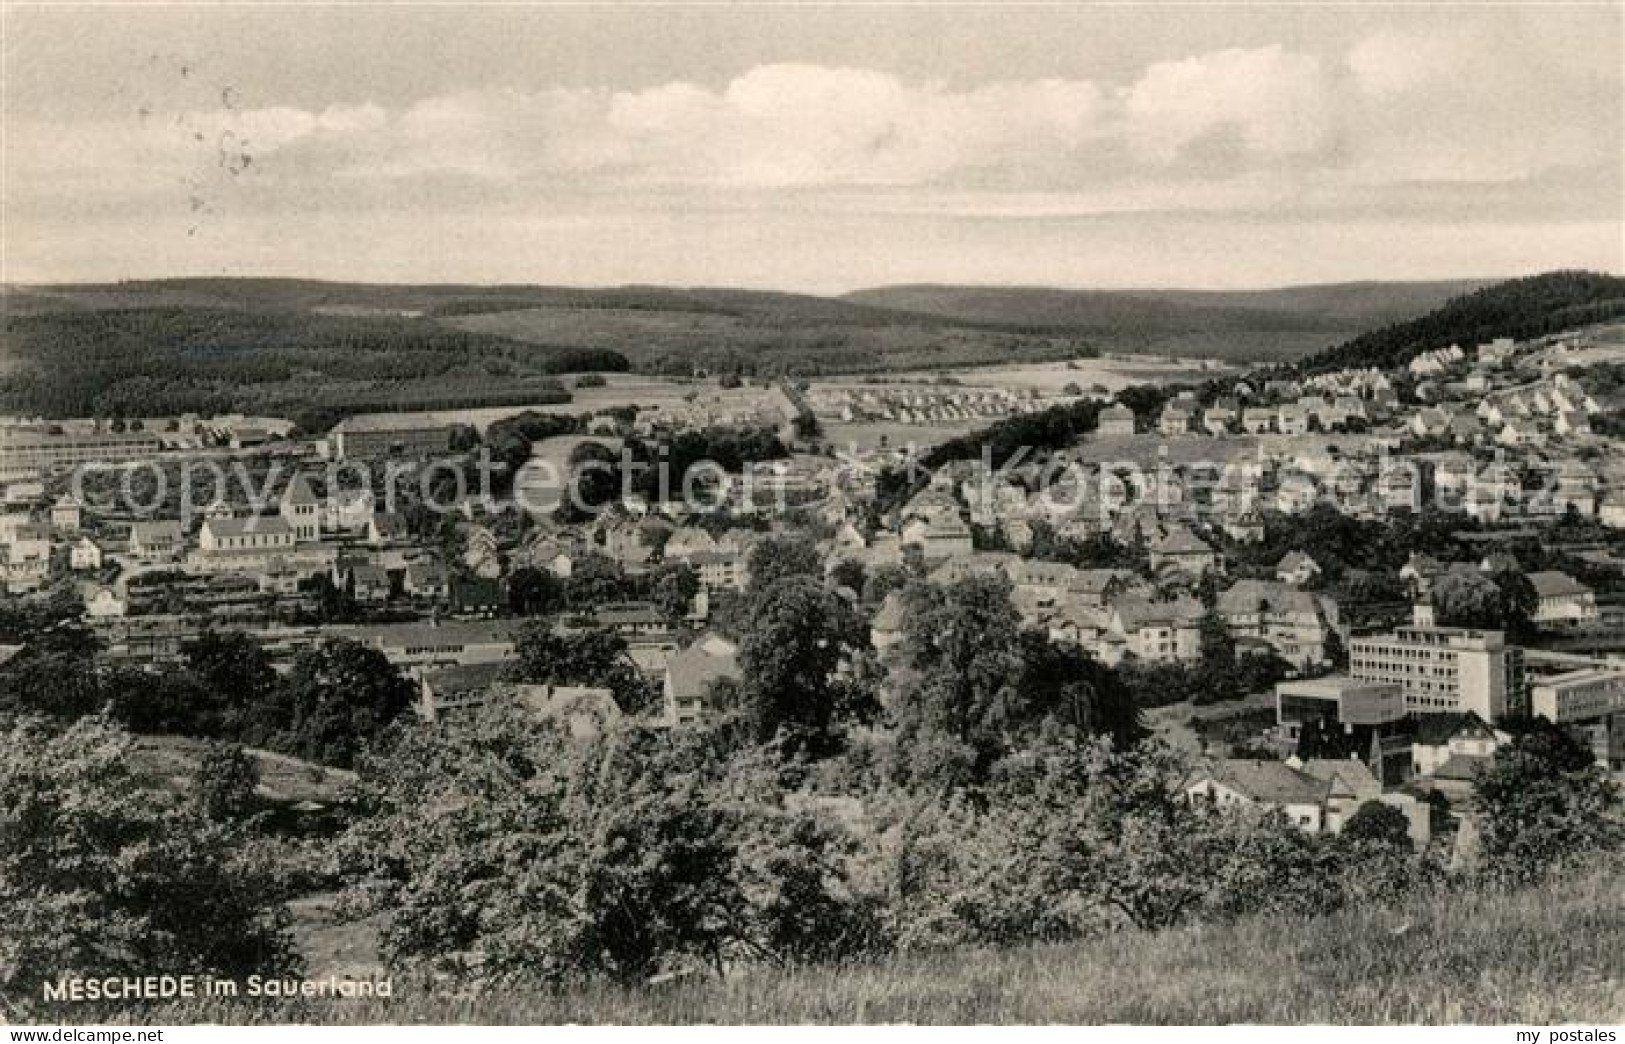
3,0,1622,1030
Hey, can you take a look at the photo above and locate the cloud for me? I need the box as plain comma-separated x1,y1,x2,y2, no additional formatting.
1123,46,1329,164
3,37,1616,254
1347,28,1478,97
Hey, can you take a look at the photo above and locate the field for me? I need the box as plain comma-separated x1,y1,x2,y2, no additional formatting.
373,374,786,434
1142,691,1278,756
114,865,1625,1024
128,734,356,805
809,354,1223,453
821,353,1229,393
820,420,986,454
443,304,1095,376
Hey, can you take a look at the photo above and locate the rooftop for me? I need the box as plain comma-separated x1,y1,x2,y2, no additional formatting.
1207,759,1329,806
333,412,456,434
205,516,293,538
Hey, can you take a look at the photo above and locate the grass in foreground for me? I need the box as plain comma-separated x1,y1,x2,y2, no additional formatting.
99,867,1625,1024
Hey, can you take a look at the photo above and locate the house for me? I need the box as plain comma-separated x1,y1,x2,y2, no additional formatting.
1378,461,1423,513
1,528,50,592
323,489,375,533
129,520,185,560
663,631,741,726
335,560,392,603
689,548,746,592
404,558,449,601
1431,453,1476,502
69,536,103,571
2,479,44,506
1148,525,1218,577
1411,711,1509,790
50,494,82,533
1295,758,1430,846
1202,399,1239,435
414,661,507,721
0,510,31,544
5,524,51,565
416,663,621,737
1554,460,1597,517
901,515,974,562
1527,571,1598,626
1108,593,1203,664
462,538,503,580
1222,510,1266,544
279,473,321,542
1241,407,1275,434
1097,405,1136,436
1275,551,1321,587
1158,405,1193,437
516,535,576,578
1185,760,1329,833
1217,580,1342,669
1408,344,1464,376
1276,405,1309,436
1070,568,1144,610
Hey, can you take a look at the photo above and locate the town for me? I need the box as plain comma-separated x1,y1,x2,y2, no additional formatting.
4,274,1625,1025
5,309,1625,846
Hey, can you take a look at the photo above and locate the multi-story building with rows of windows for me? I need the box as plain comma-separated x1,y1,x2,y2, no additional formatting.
1349,624,1525,720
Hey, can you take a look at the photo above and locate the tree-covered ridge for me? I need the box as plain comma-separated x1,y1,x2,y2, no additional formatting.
0,306,627,419
1293,271,1625,376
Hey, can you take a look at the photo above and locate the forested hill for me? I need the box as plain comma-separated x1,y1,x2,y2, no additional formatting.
844,280,1492,334
1291,271,1625,376
0,306,621,424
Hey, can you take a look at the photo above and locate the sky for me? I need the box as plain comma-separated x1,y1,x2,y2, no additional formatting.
2,2,1621,292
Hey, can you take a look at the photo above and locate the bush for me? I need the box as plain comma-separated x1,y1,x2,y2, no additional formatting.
1475,726,1622,885
341,715,889,984
0,719,298,1011
1342,800,1413,849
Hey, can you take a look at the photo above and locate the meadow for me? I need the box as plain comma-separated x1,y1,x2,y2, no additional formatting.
101,865,1624,1025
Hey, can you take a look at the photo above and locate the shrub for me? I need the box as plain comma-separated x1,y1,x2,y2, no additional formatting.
0,719,297,1012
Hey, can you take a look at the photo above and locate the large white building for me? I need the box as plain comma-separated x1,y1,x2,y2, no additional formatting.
1349,625,1525,720
199,516,296,554
1530,668,1625,723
